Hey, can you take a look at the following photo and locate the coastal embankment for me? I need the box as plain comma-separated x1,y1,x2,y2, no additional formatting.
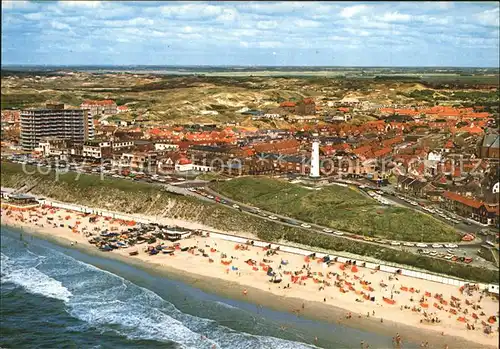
1,162,499,285
2,203,498,349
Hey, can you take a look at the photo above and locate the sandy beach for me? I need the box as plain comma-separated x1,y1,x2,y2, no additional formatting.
2,205,499,349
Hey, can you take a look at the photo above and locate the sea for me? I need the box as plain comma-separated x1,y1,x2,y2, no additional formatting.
0,226,417,349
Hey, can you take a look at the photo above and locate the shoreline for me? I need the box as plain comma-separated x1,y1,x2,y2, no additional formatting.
2,220,497,349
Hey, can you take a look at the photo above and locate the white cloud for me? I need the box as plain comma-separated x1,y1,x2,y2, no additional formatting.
24,12,43,20
257,41,283,49
2,0,37,10
256,21,278,30
216,8,238,22
476,7,500,27
294,19,321,28
381,12,412,23
59,1,102,8
51,21,70,31
340,5,369,19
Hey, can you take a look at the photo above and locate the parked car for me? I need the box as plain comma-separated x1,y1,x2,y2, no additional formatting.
416,243,428,248
432,244,443,248
403,242,414,247
232,204,240,209
390,241,401,246
444,244,458,249
268,215,278,220
333,231,344,236
323,228,333,233
301,223,311,228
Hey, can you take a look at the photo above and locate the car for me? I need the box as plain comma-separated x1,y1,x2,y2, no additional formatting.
377,190,384,195
221,200,228,204
446,249,455,255
363,237,374,241
301,223,311,228
410,201,418,206
462,220,471,225
416,243,428,248
390,241,401,246
403,242,415,247
207,195,215,199
432,244,443,248
333,231,344,236
417,248,423,253
421,250,430,254
232,204,240,209
464,257,473,264
429,251,438,256
444,244,458,249
268,215,278,220
444,255,453,260
323,228,333,233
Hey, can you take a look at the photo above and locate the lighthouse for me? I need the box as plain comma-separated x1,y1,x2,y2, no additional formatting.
310,134,320,178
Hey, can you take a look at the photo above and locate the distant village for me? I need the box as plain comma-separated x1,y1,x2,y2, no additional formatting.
1,95,499,228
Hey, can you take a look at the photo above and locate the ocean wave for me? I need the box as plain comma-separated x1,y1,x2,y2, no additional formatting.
1,234,318,349
1,253,73,303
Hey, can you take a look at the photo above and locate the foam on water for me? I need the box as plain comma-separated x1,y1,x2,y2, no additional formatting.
1,232,319,349
1,253,73,303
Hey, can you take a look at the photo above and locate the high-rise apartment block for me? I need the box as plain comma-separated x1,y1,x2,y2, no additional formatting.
20,103,94,151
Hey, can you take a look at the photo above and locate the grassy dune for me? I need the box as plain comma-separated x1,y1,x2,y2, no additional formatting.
213,177,460,243
1,162,496,283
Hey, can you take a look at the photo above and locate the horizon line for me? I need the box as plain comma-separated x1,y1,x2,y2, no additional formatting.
2,64,499,69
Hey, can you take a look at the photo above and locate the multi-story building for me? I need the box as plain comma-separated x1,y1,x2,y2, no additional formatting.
20,104,94,151
82,140,112,159
80,100,117,117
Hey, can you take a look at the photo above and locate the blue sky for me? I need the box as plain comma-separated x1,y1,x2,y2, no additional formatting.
2,1,499,67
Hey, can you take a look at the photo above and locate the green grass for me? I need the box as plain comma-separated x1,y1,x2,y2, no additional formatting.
1,162,497,283
213,177,460,242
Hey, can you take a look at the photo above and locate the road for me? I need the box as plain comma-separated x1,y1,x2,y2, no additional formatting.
6,159,497,269
191,186,497,270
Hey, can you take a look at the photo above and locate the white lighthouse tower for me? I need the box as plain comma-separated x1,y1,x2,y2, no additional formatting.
310,134,320,178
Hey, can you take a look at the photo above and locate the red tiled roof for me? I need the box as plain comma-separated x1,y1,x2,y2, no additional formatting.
485,205,499,215
443,191,483,209
373,147,392,158
280,101,296,108
382,136,404,147
303,98,315,105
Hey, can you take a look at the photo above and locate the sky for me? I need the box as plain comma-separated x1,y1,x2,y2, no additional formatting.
1,1,499,67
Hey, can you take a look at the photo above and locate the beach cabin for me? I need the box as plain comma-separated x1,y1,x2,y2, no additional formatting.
1,193,39,211
164,230,192,242
487,284,499,296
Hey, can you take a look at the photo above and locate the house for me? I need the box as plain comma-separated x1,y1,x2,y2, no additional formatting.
117,105,129,113
82,140,112,160
81,100,117,117
296,98,316,115
279,101,297,114
252,139,300,155
279,98,316,115
442,191,498,226
397,175,437,198
113,151,158,171
479,133,499,159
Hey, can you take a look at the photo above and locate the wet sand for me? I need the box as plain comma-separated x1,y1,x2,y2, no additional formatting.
2,206,499,349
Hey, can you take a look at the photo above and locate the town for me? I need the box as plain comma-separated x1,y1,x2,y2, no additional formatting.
1,70,499,284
